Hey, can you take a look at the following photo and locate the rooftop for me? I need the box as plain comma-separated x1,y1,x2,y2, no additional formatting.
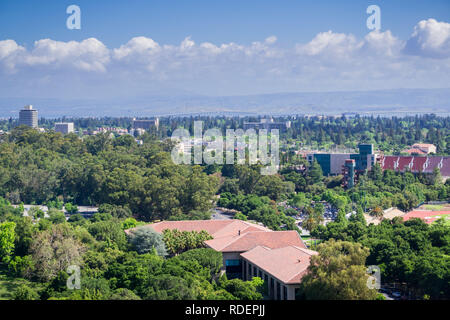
125,219,271,238
403,210,450,224
205,230,306,252
403,148,427,155
240,245,317,284
412,143,435,148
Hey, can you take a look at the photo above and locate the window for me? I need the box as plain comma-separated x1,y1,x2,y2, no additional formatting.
225,259,241,267
270,278,275,299
283,286,288,300
277,282,281,300
295,288,300,300
225,259,242,279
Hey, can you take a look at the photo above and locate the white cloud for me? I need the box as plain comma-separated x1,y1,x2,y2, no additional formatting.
362,30,403,57
0,18,449,97
0,40,25,71
296,31,360,57
404,19,450,58
265,36,277,45
180,36,195,51
24,38,110,72
113,36,160,60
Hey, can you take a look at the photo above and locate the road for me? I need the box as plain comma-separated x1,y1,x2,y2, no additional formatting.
211,208,233,220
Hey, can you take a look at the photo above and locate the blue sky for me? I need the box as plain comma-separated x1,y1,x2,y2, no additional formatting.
0,0,450,99
1,0,449,47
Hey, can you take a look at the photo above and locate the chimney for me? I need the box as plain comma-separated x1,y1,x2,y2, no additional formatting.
238,230,241,236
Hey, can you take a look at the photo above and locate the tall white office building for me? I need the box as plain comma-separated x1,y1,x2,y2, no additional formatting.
19,105,38,128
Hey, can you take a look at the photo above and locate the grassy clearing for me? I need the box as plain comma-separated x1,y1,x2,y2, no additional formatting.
423,204,446,211
0,267,43,300
433,215,450,226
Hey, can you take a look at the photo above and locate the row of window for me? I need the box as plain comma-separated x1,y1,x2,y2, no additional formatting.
241,259,289,300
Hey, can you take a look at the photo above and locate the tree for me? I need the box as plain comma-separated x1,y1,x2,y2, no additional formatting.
307,160,323,184
177,248,223,278
48,208,66,224
297,239,378,300
233,212,248,221
254,175,294,201
129,228,168,257
121,217,139,230
88,219,127,249
29,207,44,220
162,229,212,255
431,167,443,186
13,284,39,300
98,204,132,219
65,203,78,214
234,165,261,194
219,276,264,300
0,221,16,263
30,224,86,281
110,288,141,300
302,205,324,232
370,206,383,218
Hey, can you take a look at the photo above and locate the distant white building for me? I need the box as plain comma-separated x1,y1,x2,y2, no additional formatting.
132,118,159,130
243,118,291,131
55,122,74,134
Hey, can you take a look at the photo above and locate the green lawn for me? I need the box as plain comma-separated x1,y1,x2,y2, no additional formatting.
422,204,447,211
433,215,450,226
0,267,43,300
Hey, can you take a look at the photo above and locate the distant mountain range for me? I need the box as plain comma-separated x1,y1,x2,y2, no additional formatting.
0,88,449,118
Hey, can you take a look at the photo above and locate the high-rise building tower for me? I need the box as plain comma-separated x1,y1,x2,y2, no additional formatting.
19,105,38,128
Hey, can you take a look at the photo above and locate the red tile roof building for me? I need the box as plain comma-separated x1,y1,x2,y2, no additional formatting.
241,245,316,281
402,148,427,155
133,219,271,237
411,143,437,154
379,156,450,181
205,230,306,252
125,220,313,300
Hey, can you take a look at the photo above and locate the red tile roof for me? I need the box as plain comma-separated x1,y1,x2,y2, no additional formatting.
240,246,317,284
403,148,426,155
423,157,443,173
411,156,427,172
382,156,398,170
402,210,450,224
125,219,271,238
441,158,450,177
380,156,450,178
205,230,306,252
397,156,413,171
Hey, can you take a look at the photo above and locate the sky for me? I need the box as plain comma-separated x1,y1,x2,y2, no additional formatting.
0,0,450,100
